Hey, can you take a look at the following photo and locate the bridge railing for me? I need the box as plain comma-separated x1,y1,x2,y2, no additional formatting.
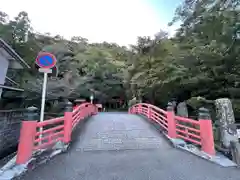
129,102,215,156
34,116,65,150
16,102,98,165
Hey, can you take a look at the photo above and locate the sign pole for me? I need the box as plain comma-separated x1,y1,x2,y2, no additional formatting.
35,52,57,144
39,68,52,142
90,95,94,104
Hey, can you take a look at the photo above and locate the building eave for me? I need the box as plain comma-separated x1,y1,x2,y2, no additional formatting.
5,76,19,86
0,38,30,69
0,84,24,92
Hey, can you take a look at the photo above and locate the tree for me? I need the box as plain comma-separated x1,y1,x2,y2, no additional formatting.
1,4,240,117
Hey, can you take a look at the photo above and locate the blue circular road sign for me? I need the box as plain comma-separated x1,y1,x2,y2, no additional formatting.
36,52,57,68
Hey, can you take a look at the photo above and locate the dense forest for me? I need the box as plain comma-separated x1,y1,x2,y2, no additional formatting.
0,0,239,118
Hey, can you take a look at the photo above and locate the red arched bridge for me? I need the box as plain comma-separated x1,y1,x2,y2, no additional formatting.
2,102,240,180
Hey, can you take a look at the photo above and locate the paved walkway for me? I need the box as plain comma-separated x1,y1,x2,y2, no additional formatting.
18,113,240,180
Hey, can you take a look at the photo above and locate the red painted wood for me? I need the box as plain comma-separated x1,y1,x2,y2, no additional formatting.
16,102,98,164
200,119,215,155
63,111,73,143
129,103,215,156
16,121,37,164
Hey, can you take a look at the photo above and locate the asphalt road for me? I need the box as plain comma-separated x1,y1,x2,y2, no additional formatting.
19,112,240,180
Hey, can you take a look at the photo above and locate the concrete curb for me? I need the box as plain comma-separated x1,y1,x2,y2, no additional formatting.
164,133,237,167
0,141,69,180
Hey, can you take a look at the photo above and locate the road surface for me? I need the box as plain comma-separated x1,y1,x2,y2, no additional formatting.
18,112,240,180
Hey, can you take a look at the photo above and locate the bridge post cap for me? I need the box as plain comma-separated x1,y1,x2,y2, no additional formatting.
198,107,210,120
65,101,73,112
74,99,85,103
26,106,38,111
25,106,38,121
167,102,174,111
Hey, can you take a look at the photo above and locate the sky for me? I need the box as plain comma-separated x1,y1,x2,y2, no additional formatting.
1,0,182,46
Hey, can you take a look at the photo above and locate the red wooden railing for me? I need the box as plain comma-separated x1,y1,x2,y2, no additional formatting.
129,103,215,156
175,116,201,146
34,117,65,150
16,102,97,165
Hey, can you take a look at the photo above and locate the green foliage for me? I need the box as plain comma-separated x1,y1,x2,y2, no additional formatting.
0,10,128,104
124,0,240,120
1,1,240,117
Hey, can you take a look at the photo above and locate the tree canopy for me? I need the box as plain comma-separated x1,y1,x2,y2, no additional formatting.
0,0,239,116
0,11,129,105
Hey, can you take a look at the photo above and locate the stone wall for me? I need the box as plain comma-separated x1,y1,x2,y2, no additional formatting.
0,109,25,158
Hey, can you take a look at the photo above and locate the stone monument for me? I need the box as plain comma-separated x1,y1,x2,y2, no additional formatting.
215,98,238,148
215,98,240,164
177,101,188,117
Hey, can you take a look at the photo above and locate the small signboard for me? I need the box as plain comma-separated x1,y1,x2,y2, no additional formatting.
36,52,57,69
38,68,52,73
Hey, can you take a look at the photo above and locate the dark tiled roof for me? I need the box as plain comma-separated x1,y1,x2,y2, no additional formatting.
0,38,30,68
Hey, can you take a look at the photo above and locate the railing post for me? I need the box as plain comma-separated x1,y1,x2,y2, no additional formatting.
147,106,151,119
93,104,98,115
150,107,152,119
16,107,38,165
199,107,215,156
128,106,132,114
167,102,177,138
138,104,142,114
63,101,73,144
132,106,135,113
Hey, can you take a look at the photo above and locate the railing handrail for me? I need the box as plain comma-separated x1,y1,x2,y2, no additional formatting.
73,102,94,115
175,115,200,126
129,103,215,156
133,103,167,115
16,101,98,165
37,116,64,127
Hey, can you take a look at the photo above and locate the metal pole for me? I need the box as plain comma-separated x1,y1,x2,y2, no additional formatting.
90,95,93,104
39,72,48,141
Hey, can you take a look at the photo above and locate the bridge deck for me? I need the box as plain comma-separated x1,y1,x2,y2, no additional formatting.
18,113,240,180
